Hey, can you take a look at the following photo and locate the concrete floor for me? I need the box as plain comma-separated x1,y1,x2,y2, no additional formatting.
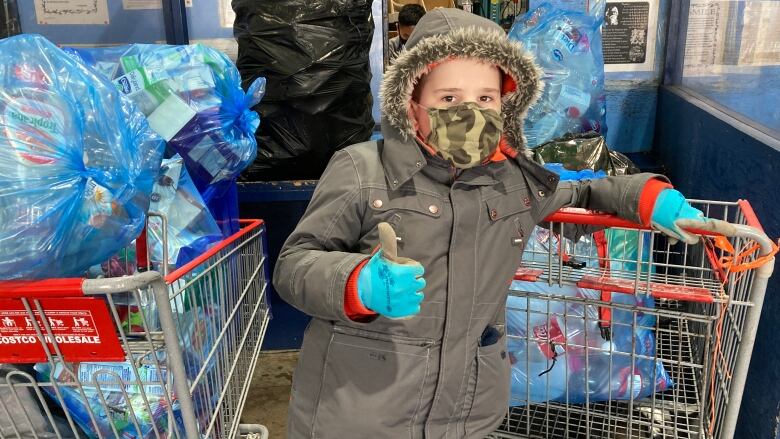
241,350,299,439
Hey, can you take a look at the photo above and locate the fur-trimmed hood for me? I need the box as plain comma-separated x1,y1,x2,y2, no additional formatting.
380,8,542,153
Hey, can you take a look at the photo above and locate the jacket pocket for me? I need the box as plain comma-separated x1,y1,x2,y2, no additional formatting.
484,188,531,222
364,188,446,256
465,332,510,438
368,188,444,219
312,325,435,439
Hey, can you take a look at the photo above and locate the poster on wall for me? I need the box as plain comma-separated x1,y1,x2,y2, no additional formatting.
602,0,659,72
220,0,235,28
736,1,780,66
684,0,780,76
34,0,109,25
122,0,191,9
682,0,730,76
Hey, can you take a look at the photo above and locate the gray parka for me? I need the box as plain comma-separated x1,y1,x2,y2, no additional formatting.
274,9,664,439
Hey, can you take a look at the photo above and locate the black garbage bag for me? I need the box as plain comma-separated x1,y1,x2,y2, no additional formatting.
0,0,21,38
532,131,640,176
234,0,375,181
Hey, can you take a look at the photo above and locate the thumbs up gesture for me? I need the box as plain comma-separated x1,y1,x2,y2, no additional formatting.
357,223,426,319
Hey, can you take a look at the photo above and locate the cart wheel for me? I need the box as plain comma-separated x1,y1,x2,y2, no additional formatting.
239,424,269,439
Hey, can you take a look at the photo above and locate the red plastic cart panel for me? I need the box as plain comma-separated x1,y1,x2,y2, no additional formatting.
577,275,714,303
0,298,124,363
514,267,544,282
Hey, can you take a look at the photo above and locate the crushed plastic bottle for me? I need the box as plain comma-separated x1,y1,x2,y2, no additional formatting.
507,294,570,403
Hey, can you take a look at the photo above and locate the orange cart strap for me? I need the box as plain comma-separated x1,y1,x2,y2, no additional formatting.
712,235,779,273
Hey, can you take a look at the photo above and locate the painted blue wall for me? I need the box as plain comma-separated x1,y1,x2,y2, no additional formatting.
655,86,780,439
604,80,659,152
239,183,315,349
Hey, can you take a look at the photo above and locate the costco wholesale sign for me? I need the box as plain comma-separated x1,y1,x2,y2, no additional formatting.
0,298,124,363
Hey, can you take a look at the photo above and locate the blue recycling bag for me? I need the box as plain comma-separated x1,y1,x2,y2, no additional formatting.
0,35,164,279
65,44,264,188
148,155,223,269
66,44,265,237
509,4,607,148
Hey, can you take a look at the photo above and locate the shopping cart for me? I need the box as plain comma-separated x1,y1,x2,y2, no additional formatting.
491,200,776,439
0,219,270,438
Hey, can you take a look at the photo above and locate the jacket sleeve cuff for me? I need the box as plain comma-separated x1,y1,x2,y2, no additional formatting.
344,259,377,321
639,178,673,226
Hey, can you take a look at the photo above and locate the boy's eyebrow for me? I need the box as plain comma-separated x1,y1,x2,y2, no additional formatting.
434,87,501,93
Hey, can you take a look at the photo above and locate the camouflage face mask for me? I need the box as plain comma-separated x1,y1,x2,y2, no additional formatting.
418,102,504,169
425,102,503,169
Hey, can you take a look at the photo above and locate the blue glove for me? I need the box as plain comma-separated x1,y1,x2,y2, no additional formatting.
651,189,706,245
357,223,426,319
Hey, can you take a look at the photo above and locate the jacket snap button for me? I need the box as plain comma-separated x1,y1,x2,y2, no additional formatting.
415,161,422,168
538,190,546,197
547,175,556,183
428,205,439,214
490,209,498,220
372,199,383,208
392,179,398,186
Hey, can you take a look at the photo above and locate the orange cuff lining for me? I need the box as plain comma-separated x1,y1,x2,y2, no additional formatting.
344,259,376,320
497,137,517,159
639,179,673,226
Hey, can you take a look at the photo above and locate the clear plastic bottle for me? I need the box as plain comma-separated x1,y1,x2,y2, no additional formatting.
515,10,606,148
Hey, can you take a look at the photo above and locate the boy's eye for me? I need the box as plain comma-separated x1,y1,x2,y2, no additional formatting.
480,96,494,102
442,96,456,103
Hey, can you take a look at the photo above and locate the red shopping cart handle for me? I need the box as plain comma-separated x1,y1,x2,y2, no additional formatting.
0,278,85,298
165,219,265,283
545,208,647,230
545,208,724,237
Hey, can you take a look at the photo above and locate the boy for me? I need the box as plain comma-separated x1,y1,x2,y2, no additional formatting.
389,4,426,63
275,8,705,439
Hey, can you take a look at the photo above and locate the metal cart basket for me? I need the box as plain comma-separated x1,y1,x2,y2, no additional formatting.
492,200,776,439
0,219,270,438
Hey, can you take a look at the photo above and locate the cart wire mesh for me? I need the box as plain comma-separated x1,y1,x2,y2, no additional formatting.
492,200,775,439
0,219,270,438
